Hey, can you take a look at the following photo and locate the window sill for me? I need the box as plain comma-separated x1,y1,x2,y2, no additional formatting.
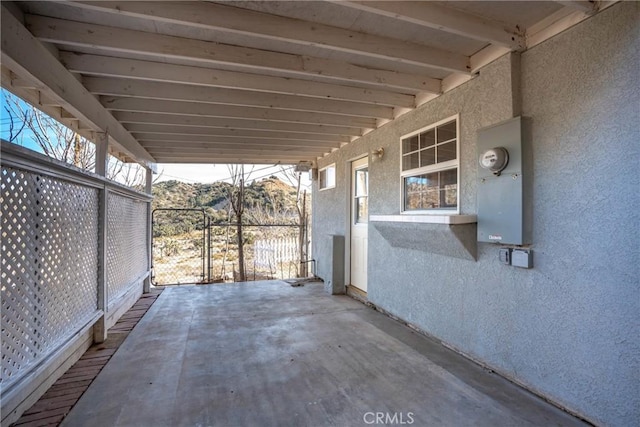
370,214,477,225
370,215,478,261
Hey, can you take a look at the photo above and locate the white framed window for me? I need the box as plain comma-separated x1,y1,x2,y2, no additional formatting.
319,163,336,190
400,115,459,213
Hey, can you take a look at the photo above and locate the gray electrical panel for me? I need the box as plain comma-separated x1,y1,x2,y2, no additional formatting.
477,117,530,245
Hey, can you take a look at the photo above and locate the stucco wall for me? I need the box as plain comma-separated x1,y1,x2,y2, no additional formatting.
311,3,639,426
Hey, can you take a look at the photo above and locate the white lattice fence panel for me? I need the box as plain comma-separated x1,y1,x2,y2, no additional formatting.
106,192,148,304
1,167,99,389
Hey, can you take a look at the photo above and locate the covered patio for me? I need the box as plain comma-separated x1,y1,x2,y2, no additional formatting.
2,1,638,426
62,280,584,426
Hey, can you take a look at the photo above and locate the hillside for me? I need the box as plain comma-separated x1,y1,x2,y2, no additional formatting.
152,176,302,223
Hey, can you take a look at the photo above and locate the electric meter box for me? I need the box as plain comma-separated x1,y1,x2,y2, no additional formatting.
477,117,530,245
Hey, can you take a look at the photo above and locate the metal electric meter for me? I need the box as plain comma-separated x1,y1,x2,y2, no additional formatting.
477,117,530,245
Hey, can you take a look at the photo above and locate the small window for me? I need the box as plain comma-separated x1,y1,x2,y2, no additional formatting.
354,167,368,224
401,116,458,212
319,164,336,190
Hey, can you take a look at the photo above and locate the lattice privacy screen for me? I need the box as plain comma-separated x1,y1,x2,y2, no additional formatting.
1,167,100,389
106,192,148,305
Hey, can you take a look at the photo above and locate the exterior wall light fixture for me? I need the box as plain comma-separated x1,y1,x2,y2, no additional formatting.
372,147,385,161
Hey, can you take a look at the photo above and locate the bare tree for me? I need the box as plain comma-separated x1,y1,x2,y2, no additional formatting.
3,104,28,143
226,164,254,282
3,90,145,187
279,166,310,276
4,93,95,169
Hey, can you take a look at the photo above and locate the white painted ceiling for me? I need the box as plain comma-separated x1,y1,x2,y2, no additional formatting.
1,0,610,166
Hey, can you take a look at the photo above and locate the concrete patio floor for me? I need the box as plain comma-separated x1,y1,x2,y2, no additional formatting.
61,281,587,427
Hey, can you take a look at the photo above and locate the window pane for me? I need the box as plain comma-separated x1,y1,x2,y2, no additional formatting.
443,187,457,207
437,141,456,163
405,173,439,190
402,152,419,171
437,121,456,143
404,177,422,210
326,166,335,188
402,135,419,154
404,170,457,211
401,118,458,211
423,190,440,209
356,197,368,223
355,168,368,197
405,192,420,210
420,129,435,149
405,175,425,190
424,172,439,190
319,165,335,189
440,168,457,186
442,168,457,208
420,147,435,167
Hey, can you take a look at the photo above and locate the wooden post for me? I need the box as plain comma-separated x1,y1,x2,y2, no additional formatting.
144,167,153,293
95,132,108,176
207,216,211,283
94,132,108,343
299,190,308,277
236,175,246,282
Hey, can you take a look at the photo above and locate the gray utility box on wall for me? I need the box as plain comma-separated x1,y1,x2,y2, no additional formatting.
477,117,530,245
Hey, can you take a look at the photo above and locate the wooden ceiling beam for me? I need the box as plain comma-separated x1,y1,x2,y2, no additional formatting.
68,1,469,73
101,97,377,129
112,112,362,137
141,141,333,151
2,7,154,166
26,15,442,92
135,134,340,148
552,1,600,14
84,77,394,119
151,154,320,164
60,52,417,107
336,1,523,50
126,124,349,143
146,148,328,158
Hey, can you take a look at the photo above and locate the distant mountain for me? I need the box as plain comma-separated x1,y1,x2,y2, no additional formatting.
152,176,302,223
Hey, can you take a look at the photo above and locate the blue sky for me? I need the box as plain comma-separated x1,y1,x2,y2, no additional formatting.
1,88,311,188
1,89,42,153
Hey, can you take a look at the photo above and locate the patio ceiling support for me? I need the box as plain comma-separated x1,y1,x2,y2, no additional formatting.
144,149,331,159
144,150,330,159
144,167,152,294
83,77,395,119
26,15,442,93
101,97,378,129
60,53,417,108
128,127,349,143
553,1,601,14
1,6,155,167
524,3,616,49
113,112,363,137
140,135,346,150
68,1,470,73
335,1,524,50
141,139,346,151
95,132,108,177
95,139,109,345
150,153,325,163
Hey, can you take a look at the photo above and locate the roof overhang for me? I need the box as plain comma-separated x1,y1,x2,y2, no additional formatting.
0,0,617,166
